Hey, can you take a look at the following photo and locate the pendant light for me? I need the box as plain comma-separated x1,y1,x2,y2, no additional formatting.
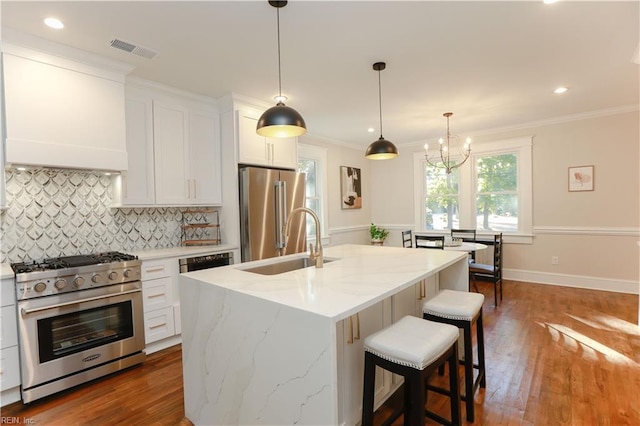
257,0,307,138
365,61,399,160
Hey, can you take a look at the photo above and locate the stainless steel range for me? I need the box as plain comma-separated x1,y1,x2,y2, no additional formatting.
11,251,146,403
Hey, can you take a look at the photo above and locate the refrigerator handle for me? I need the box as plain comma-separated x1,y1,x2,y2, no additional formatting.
275,180,287,249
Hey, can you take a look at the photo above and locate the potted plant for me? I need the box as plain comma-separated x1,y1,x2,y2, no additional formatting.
369,223,389,246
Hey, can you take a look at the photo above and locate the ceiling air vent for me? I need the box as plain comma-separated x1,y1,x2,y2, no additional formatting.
110,38,157,59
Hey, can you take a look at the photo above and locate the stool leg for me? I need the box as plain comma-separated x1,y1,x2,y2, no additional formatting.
448,344,461,426
406,370,425,426
463,322,475,423
477,311,487,388
362,353,376,426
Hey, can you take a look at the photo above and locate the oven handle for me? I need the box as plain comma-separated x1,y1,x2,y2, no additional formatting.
20,289,142,316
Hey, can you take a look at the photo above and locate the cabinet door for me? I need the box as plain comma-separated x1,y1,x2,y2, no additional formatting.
154,101,190,204
339,300,392,426
237,111,269,166
120,94,155,205
189,109,222,205
269,136,298,169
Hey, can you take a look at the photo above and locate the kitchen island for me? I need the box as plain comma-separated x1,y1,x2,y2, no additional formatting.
179,244,469,425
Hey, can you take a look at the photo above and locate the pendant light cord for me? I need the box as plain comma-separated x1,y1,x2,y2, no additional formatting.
276,7,283,99
378,68,383,138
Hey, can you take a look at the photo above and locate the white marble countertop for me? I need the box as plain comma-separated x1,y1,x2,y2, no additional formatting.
130,243,238,260
1,263,13,280
0,244,238,279
181,244,467,322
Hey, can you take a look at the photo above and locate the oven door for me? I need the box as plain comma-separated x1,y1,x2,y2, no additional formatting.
17,282,145,390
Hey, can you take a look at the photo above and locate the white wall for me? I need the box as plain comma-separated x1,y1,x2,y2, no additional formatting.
298,134,372,246
370,110,639,294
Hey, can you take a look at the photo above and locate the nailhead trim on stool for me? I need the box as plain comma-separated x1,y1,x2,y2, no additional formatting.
423,290,486,423
362,315,462,426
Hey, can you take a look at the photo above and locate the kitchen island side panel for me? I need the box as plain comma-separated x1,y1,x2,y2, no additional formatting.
180,275,337,425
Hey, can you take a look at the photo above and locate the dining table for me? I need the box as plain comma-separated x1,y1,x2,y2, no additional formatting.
444,242,488,253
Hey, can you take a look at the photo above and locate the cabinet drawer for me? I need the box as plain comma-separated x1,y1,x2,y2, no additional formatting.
0,306,18,349
141,259,173,281
0,346,20,391
144,307,175,344
142,277,173,312
1,278,16,307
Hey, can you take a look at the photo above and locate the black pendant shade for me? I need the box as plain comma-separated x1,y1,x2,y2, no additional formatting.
365,136,399,160
257,102,307,138
257,0,307,138
365,61,398,160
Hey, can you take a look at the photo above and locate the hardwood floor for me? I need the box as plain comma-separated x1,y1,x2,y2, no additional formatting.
2,280,639,425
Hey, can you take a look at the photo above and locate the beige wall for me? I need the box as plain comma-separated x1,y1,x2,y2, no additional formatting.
370,110,639,291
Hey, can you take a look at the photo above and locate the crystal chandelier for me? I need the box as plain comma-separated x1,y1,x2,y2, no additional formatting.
423,112,471,174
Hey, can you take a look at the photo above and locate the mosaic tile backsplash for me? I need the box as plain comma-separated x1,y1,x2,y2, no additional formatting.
0,168,215,263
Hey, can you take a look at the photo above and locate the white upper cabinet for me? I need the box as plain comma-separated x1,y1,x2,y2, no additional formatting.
115,82,222,207
189,108,222,204
153,101,190,205
237,109,298,170
2,41,130,171
117,91,155,205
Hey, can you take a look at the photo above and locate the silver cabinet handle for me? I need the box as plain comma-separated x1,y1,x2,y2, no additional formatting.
347,315,354,344
149,322,167,330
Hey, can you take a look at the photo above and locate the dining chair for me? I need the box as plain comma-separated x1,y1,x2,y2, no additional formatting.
469,233,503,306
451,229,477,261
415,235,444,249
401,230,413,248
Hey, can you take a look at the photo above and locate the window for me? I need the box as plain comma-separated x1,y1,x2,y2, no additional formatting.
414,136,532,241
475,153,518,232
297,144,329,241
424,165,460,230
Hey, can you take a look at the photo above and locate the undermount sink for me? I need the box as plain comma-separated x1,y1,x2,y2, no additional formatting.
242,257,336,276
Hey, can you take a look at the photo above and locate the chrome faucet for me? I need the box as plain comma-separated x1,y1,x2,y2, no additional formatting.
284,207,323,268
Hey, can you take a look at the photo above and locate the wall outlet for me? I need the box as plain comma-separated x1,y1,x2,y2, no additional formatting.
551,256,559,265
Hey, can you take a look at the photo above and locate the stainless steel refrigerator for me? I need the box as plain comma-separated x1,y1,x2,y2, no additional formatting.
239,166,307,262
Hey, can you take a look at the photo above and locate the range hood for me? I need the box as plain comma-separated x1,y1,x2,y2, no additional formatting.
2,33,133,171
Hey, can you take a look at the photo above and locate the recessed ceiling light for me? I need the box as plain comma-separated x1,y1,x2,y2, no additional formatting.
554,87,568,94
367,127,375,133
44,17,64,29
543,0,558,4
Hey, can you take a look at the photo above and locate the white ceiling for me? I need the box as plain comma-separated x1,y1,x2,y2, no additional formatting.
2,1,638,149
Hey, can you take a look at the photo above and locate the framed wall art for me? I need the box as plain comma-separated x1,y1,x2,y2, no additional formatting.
568,165,594,192
340,166,362,209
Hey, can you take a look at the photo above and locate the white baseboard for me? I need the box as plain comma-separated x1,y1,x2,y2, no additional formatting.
1,387,21,407
504,269,639,294
145,335,181,355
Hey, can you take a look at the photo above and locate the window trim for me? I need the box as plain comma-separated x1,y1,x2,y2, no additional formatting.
298,143,330,243
414,136,533,243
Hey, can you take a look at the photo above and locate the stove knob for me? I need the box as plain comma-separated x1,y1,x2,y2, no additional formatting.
91,274,102,284
73,276,85,288
34,282,47,292
108,271,118,281
54,279,67,290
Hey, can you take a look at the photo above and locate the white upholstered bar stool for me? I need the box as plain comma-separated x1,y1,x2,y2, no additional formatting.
361,315,461,426
422,290,486,423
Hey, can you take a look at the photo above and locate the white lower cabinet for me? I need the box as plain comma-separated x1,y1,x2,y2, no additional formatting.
338,299,393,426
1,346,20,392
1,277,21,405
144,307,176,345
141,258,180,352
